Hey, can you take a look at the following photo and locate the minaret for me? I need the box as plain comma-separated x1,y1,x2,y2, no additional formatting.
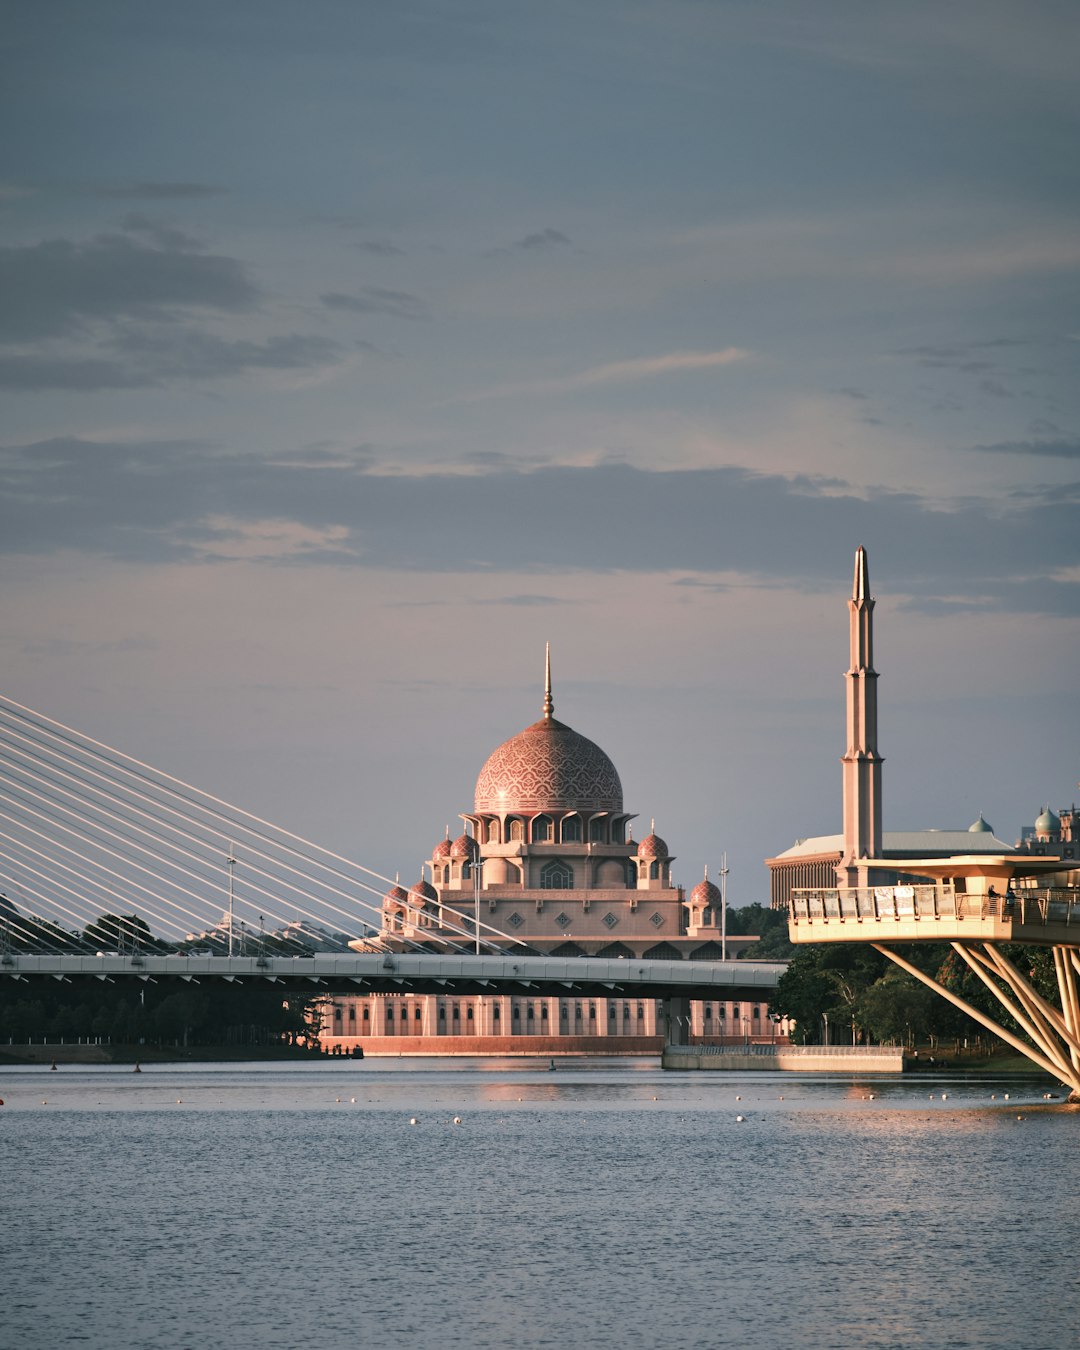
837,546,883,888
542,641,554,720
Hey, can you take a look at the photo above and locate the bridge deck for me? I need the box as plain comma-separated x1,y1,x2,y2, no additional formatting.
788,885,1080,947
0,952,785,998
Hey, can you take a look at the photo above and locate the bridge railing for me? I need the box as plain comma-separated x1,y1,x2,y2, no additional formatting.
790,886,1080,928
687,1043,897,1057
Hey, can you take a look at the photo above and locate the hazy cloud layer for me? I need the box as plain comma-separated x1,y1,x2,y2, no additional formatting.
320,287,429,319
84,182,226,200
0,234,257,341
2,440,1076,614
970,438,1080,459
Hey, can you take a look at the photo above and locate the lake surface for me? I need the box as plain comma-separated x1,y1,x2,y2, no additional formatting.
2,1058,1077,1349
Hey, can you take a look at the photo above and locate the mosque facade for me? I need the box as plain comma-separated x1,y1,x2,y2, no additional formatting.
321,653,783,1055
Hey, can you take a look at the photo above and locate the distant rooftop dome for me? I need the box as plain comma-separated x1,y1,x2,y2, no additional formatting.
968,815,993,834
407,877,437,908
449,832,479,860
638,824,669,859
689,869,722,909
1035,806,1061,836
432,834,452,860
383,882,408,909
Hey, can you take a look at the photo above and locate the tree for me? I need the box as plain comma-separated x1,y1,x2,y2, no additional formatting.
728,903,795,959
83,913,163,954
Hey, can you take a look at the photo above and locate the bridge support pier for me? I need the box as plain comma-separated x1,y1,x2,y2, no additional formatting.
663,996,692,1047
873,942,1080,1101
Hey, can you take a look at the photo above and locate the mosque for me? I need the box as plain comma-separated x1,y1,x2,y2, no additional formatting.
321,650,780,1054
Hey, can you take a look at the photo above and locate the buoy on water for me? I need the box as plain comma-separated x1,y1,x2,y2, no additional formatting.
133,1063,141,1074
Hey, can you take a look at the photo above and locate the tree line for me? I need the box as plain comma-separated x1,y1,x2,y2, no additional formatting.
0,980,324,1050
771,941,1059,1048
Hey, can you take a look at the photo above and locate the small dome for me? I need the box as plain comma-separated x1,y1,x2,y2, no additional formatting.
432,836,452,860
689,873,722,909
1035,806,1060,836
638,832,669,859
968,815,993,834
449,832,479,860
407,877,437,908
383,882,408,908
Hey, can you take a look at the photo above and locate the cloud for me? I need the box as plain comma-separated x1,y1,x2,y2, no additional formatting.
0,329,341,391
320,287,429,319
513,228,572,251
1,440,1076,615
471,594,578,607
477,348,752,398
0,355,153,391
0,234,258,342
969,438,1080,459
120,213,205,253
84,182,226,200
351,240,405,256
107,327,341,381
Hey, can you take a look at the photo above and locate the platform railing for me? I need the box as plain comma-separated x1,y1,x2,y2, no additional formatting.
790,886,1080,928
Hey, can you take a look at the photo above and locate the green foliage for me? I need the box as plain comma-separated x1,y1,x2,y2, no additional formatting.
84,913,169,954
727,903,795,959
854,970,939,1044
0,980,323,1049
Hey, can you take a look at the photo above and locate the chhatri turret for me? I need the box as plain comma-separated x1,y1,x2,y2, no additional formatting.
836,545,883,888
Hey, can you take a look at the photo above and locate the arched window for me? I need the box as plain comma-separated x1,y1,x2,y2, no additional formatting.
509,818,524,842
649,861,660,880
561,815,582,843
539,860,574,890
485,819,501,844
533,815,553,843
589,817,606,843
612,819,626,843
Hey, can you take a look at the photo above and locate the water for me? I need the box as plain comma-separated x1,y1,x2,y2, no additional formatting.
2,1059,1076,1349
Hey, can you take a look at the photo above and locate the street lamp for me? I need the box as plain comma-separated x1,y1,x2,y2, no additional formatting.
472,853,484,955
719,850,729,961
225,843,237,958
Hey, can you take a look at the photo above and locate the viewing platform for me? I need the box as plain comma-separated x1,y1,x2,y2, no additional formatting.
789,880,1080,947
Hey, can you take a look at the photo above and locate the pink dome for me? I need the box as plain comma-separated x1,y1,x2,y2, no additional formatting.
638,833,669,859
449,833,479,860
689,876,721,909
475,716,622,814
383,883,408,908
407,878,437,908
432,836,452,860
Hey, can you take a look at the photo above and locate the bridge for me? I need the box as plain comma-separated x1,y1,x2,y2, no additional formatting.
787,863,1080,1100
0,950,780,1001
0,693,781,1038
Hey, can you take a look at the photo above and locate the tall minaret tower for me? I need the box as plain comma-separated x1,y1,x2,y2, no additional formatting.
837,546,883,888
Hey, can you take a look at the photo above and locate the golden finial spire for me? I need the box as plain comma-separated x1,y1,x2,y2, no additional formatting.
543,642,554,719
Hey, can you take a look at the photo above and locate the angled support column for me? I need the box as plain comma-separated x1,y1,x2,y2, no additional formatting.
871,942,1080,1099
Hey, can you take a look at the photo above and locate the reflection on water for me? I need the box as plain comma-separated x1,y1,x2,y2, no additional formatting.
1,1059,1076,1349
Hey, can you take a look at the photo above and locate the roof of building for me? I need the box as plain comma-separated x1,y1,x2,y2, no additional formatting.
769,829,1016,862
638,827,669,859
474,650,624,815
689,870,721,907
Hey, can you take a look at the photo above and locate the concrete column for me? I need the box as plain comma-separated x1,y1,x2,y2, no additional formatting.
664,996,691,1045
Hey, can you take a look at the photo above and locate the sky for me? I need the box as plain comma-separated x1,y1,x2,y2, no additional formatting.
1,0,1078,910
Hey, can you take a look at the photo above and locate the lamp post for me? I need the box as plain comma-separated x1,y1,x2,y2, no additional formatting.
225,843,237,958
472,853,484,955
719,850,729,961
